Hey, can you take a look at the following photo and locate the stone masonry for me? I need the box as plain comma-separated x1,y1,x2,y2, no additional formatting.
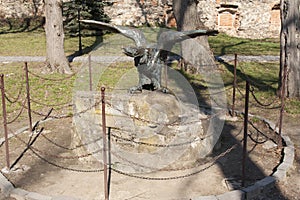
0,0,281,39
104,0,281,39
0,0,44,18
104,0,174,27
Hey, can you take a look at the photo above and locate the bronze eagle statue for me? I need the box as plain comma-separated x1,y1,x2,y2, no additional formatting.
81,20,218,93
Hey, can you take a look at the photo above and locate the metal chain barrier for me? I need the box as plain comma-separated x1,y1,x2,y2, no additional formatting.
41,134,101,151
233,62,282,113
187,85,233,97
27,69,78,81
239,64,278,89
106,101,176,126
235,83,280,110
15,98,101,119
249,86,280,108
248,120,276,143
4,85,24,104
31,108,71,119
236,85,246,98
11,129,104,173
111,143,238,181
248,130,268,144
30,148,104,173
106,100,222,127
30,145,103,159
3,70,25,104
110,140,239,172
6,99,27,124
30,97,73,108
110,131,210,148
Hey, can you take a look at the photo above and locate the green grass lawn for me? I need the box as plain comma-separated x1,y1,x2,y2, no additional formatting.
0,29,97,56
0,27,280,57
208,33,280,56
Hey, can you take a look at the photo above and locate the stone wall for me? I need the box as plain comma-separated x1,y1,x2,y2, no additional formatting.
0,0,281,39
204,0,281,39
104,0,280,39
104,0,174,27
0,0,44,18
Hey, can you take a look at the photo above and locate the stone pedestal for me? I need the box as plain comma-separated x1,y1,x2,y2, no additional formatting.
73,90,214,173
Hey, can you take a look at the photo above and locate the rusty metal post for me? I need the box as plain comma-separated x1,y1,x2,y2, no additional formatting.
78,8,82,55
89,54,93,91
0,74,10,168
101,87,109,200
232,53,237,116
24,62,33,132
107,127,112,197
164,64,168,91
242,80,250,187
278,64,287,149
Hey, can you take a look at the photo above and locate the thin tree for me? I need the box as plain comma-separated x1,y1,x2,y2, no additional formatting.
279,0,300,97
44,0,72,74
172,0,215,73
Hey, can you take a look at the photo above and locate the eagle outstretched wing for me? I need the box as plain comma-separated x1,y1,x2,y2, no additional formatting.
81,20,147,47
157,29,218,51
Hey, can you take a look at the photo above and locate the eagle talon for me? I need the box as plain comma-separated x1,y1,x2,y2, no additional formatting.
161,88,168,93
129,86,143,94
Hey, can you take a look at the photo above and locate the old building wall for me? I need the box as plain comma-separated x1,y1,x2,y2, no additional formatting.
0,0,281,39
104,0,173,26
0,0,44,18
104,0,280,39
198,0,281,38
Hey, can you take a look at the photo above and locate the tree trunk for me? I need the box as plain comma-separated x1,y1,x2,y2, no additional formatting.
45,0,71,74
172,0,214,73
279,0,300,98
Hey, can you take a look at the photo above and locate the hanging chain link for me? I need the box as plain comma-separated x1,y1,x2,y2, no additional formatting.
111,144,238,181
